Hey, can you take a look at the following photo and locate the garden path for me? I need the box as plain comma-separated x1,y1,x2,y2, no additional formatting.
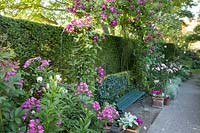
148,75,200,133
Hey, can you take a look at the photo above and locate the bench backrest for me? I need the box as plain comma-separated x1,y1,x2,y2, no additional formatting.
97,74,129,105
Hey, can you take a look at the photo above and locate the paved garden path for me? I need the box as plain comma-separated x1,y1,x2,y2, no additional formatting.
148,75,200,133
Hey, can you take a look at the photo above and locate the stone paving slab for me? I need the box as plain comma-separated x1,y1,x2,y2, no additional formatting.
148,75,200,133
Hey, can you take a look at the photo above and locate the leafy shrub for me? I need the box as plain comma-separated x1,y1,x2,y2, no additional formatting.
164,77,182,100
0,47,26,132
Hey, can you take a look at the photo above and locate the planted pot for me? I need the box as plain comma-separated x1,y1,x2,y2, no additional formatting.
164,97,171,105
152,96,164,108
103,122,112,130
126,128,139,133
120,126,140,133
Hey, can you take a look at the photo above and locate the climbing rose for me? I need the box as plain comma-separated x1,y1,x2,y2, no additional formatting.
106,0,115,2
101,2,107,9
110,6,116,13
65,24,74,32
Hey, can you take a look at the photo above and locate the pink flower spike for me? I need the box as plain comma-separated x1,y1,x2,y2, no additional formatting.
92,101,101,111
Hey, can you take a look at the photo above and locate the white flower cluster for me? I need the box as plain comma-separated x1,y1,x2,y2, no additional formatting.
151,62,182,74
167,63,182,74
152,63,167,71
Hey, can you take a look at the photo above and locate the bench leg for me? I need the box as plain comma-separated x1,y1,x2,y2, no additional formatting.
118,109,124,117
138,96,145,108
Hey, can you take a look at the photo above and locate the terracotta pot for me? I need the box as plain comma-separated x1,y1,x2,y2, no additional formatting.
120,126,139,133
126,128,139,133
152,96,164,108
103,122,112,130
164,97,171,105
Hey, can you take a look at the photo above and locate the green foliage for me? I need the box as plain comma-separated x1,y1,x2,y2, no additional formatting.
0,15,68,70
0,48,26,133
0,15,136,76
60,90,85,132
97,36,123,74
194,25,200,34
186,34,200,42
178,10,194,18
164,77,182,100
37,76,66,132
162,43,178,61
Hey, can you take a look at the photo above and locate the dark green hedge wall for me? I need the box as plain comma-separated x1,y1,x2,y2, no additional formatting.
0,15,134,74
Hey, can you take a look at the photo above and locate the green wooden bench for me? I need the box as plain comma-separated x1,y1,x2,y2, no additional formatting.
97,74,145,113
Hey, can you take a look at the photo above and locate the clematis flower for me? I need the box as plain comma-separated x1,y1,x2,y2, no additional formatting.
100,12,107,20
110,18,118,27
110,6,116,13
101,2,107,9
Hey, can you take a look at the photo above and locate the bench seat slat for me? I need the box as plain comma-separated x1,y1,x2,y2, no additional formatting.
116,91,145,111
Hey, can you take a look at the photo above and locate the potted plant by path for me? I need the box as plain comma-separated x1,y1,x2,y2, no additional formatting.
118,112,144,133
150,89,165,108
164,95,171,105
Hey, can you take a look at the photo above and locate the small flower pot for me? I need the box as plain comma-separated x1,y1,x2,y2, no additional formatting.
152,97,164,108
103,122,112,130
126,128,139,133
120,126,140,133
164,97,171,105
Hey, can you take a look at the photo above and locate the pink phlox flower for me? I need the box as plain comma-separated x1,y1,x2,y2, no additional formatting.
77,82,92,96
97,105,119,122
92,101,101,111
87,90,93,97
23,57,41,68
27,119,44,133
38,60,50,71
4,71,16,81
21,97,41,111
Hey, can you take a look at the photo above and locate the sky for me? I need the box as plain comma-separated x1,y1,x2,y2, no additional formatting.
187,0,200,18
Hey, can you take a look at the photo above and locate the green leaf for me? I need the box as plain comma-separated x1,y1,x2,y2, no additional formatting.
15,118,21,125
14,108,22,117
